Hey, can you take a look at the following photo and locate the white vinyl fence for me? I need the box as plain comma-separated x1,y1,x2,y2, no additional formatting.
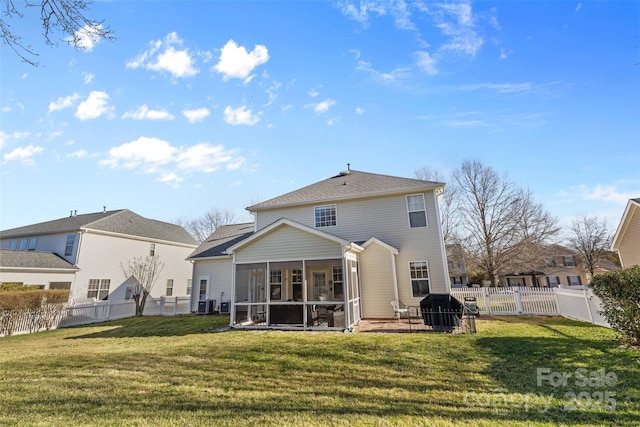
2,296,192,337
451,286,610,328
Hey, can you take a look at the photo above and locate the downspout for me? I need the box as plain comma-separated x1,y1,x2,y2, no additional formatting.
391,251,399,304
432,190,452,293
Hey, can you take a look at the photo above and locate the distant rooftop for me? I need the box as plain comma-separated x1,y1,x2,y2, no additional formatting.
189,223,255,259
0,209,197,246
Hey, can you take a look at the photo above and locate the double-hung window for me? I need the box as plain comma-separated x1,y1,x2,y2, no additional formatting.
166,279,174,296
87,279,111,300
407,194,427,228
410,261,430,297
65,234,75,256
314,204,337,227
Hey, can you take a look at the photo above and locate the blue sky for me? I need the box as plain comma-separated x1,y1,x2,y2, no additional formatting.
1,1,639,236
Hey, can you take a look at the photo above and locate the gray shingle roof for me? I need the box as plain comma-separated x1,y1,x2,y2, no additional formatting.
247,169,444,211
189,223,255,259
0,250,79,270
0,209,197,246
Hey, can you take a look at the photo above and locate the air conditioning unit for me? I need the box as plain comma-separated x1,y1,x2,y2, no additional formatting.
220,301,230,315
197,299,216,315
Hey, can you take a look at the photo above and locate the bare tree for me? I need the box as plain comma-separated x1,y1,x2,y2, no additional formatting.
567,214,613,282
453,160,558,286
415,166,460,244
121,255,164,316
177,208,236,244
1,0,114,66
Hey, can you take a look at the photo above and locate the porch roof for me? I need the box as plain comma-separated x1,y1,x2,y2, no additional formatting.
226,218,363,254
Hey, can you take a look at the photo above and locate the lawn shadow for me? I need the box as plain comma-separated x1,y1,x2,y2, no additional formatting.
65,314,231,339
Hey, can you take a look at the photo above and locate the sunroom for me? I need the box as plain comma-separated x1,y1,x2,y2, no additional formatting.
226,219,363,330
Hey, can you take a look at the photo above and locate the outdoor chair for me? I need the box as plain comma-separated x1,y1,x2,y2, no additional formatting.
390,300,410,321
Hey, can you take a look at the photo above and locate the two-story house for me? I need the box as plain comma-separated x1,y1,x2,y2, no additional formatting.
0,209,197,302
189,167,451,330
611,198,640,268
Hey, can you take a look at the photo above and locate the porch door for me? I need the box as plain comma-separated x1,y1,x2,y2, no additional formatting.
311,271,328,301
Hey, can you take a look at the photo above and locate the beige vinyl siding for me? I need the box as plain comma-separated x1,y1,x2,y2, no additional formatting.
619,208,640,268
191,258,233,309
359,243,396,318
73,232,195,302
234,225,343,264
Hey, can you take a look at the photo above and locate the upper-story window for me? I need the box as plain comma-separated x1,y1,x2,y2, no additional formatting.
150,243,156,256
563,256,576,267
65,234,75,256
314,204,337,227
9,238,37,251
407,194,427,228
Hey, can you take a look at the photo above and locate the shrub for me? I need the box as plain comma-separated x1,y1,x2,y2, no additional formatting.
0,289,70,336
590,265,640,344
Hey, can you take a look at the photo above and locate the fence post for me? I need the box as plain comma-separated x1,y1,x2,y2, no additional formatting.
584,288,595,324
174,296,178,315
483,287,492,315
515,287,524,314
159,296,165,316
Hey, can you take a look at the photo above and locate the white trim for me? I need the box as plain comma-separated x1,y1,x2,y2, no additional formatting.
408,260,430,298
80,228,197,249
313,204,338,228
361,237,399,255
611,199,640,251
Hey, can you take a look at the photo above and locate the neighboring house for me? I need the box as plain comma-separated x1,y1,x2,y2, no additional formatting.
446,243,469,287
189,167,451,330
0,209,197,302
501,244,589,287
611,198,640,268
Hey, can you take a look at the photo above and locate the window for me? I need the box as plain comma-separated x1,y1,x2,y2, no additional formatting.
186,279,192,295
87,279,110,300
9,240,18,250
27,238,37,250
563,256,576,267
199,279,208,301
270,270,282,301
292,269,303,301
407,194,427,228
150,243,156,257
546,276,560,287
567,275,582,286
166,279,174,297
49,282,71,290
65,234,75,256
125,288,133,300
18,239,28,250
314,204,337,227
332,266,344,300
410,261,430,297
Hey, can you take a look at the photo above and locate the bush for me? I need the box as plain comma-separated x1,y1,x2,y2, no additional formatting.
590,265,640,344
0,289,70,336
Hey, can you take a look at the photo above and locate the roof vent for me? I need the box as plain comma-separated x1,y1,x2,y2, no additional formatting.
338,163,351,176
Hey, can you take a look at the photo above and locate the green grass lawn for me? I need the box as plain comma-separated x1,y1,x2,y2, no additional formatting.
0,315,638,426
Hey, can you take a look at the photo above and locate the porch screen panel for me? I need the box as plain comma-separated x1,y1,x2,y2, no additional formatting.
235,263,266,303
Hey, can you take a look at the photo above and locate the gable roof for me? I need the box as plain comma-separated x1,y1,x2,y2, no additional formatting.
247,169,444,211
0,209,197,246
189,223,255,259
611,198,640,251
0,249,79,271
226,218,363,254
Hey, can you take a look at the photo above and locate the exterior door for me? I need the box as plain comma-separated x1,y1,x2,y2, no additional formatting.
311,271,328,301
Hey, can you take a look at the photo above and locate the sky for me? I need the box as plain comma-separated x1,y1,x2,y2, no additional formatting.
1,0,639,238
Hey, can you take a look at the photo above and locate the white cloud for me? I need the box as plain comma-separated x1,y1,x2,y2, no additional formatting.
0,130,30,149
339,1,414,30
415,51,438,75
101,137,177,170
356,60,411,82
214,39,269,81
355,107,365,115
309,89,320,98
2,145,44,164
75,91,114,120
313,99,336,114
122,104,175,121
182,108,211,124
82,72,94,84
126,32,198,79
573,184,638,206
432,2,484,56
223,105,260,126
2,106,12,113
71,24,103,52
49,93,81,112
500,47,513,60
101,137,245,185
